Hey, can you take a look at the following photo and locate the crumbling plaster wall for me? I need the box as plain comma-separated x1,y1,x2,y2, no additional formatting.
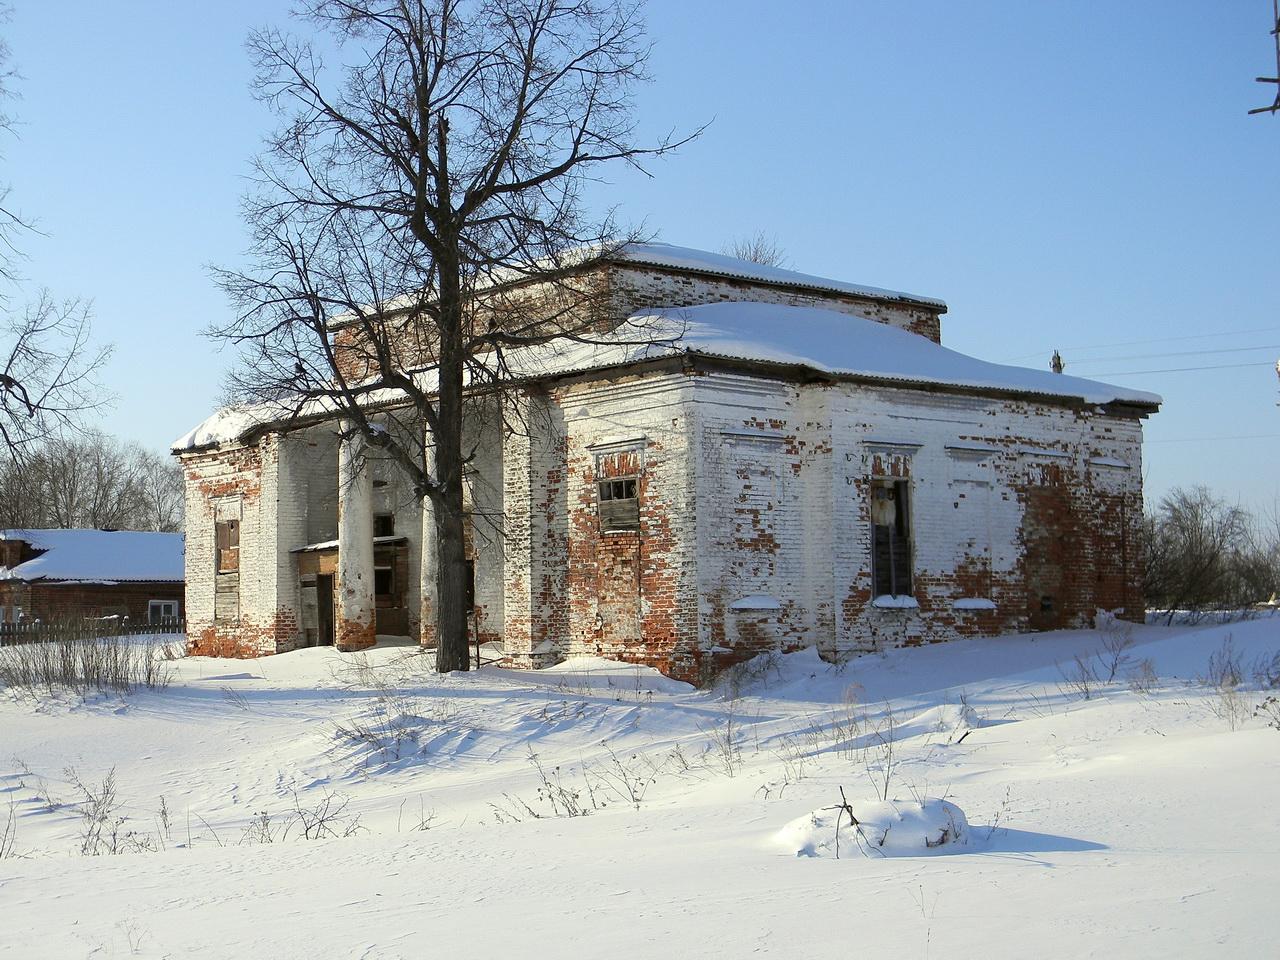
690,372,1147,664
502,373,700,677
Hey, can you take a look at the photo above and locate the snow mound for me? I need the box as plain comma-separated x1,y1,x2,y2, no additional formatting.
535,655,695,694
777,798,970,859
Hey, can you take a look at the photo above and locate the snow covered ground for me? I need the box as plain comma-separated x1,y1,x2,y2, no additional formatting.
1,618,1277,958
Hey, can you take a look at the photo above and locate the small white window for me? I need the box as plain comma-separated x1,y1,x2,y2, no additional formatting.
148,600,179,623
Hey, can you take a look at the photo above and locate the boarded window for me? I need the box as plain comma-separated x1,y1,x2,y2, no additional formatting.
215,519,240,573
598,477,640,533
871,479,912,597
214,512,241,623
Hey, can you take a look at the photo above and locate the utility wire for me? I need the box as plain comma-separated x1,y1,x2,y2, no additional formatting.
1071,343,1280,367
1084,361,1274,376
1000,325,1280,363
1147,433,1280,444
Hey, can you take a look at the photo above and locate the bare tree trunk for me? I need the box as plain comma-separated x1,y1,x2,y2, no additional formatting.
433,493,469,672
431,232,470,670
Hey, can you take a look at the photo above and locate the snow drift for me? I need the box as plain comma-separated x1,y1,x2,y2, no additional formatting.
777,798,970,858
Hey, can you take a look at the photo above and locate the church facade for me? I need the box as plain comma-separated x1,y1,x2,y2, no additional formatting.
174,245,1158,681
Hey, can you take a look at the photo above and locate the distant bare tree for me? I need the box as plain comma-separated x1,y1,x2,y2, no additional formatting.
720,231,788,268
213,0,695,671
133,447,185,532
0,433,182,532
1143,486,1280,619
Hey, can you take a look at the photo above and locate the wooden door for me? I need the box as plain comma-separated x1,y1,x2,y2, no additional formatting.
317,574,335,646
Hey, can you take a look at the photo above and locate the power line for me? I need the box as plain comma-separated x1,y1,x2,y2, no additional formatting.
1147,433,1280,444
999,325,1280,363
1084,360,1275,376
1071,343,1280,367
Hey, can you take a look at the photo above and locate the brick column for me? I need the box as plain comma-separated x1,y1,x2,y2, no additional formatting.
419,441,438,648
502,415,535,667
336,424,376,651
501,392,563,669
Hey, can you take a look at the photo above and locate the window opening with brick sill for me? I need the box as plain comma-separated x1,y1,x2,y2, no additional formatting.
215,519,240,573
871,478,912,598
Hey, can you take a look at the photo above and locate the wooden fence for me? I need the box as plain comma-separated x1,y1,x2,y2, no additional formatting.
0,618,186,647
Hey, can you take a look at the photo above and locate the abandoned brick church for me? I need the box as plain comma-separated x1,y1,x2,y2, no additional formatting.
173,244,1159,681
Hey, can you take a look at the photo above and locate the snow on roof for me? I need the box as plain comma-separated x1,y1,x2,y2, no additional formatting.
508,302,1162,407
613,243,948,309
0,529,185,584
326,241,947,329
292,535,406,554
171,404,293,453
175,302,1159,451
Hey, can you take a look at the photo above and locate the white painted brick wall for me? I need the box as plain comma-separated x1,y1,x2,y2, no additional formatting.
608,264,943,341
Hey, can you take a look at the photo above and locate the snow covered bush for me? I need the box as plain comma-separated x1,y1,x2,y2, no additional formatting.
1251,650,1280,690
777,794,969,859
1203,636,1244,690
0,634,171,696
1254,696,1280,732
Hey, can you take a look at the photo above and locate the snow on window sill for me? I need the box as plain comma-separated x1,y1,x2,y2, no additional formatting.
871,595,919,610
952,598,997,611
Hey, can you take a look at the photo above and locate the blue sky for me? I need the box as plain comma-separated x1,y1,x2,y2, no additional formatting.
5,1,1279,509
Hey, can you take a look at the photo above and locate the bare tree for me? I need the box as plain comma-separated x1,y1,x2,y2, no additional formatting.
0,12,110,458
0,2,25,283
720,231,788,268
1,295,111,454
213,0,694,671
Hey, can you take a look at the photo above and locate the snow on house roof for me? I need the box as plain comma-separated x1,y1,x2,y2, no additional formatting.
612,243,948,309
174,301,1159,451
0,529,185,584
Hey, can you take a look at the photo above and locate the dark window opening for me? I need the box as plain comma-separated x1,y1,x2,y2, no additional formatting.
598,477,640,532
871,479,912,598
374,566,394,597
215,519,240,574
373,513,395,538
148,600,179,623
